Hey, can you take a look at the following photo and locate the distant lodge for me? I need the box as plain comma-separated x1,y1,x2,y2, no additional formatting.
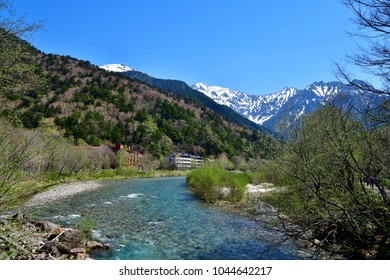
167,152,203,170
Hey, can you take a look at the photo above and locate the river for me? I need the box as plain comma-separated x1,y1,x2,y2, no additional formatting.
30,177,304,260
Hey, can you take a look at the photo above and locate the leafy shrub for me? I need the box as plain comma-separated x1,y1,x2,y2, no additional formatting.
224,172,250,202
186,167,224,202
186,167,250,202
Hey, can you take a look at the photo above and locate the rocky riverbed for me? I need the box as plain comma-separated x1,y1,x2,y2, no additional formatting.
0,180,112,260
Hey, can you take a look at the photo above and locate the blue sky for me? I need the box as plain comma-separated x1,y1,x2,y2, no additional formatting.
14,0,371,94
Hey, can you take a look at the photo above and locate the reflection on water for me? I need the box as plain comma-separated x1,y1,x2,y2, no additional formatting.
30,177,302,260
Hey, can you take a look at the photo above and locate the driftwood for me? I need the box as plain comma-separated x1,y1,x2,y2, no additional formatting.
50,228,72,242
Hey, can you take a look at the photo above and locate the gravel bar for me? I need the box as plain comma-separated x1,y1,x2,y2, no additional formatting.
23,181,105,207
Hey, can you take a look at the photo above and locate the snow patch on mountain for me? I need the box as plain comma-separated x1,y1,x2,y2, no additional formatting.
99,64,133,72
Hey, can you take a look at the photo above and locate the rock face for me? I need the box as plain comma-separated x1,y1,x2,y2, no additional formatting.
0,213,110,260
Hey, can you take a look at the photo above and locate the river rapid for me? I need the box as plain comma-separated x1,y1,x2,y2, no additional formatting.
29,177,304,260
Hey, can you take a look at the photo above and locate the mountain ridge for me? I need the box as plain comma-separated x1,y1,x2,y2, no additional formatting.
192,80,378,131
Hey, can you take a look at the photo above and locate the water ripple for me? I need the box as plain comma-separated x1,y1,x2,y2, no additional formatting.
30,177,303,260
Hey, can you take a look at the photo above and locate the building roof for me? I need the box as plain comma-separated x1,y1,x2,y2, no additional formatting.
168,152,202,158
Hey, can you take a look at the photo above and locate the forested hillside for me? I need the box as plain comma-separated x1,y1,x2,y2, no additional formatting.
120,69,270,133
0,33,276,160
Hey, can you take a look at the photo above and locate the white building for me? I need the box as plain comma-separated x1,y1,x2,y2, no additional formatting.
167,153,203,169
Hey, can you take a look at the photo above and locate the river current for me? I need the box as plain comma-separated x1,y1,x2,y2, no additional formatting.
30,177,303,260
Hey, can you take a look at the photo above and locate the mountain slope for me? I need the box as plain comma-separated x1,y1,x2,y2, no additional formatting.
100,67,270,134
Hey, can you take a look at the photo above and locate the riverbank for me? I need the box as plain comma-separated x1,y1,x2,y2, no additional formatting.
22,170,189,208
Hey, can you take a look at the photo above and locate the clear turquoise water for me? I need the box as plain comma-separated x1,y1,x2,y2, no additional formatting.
30,177,302,260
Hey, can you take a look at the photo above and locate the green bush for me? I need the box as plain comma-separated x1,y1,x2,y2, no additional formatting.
186,167,250,202
186,167,224,202
224,172,250,202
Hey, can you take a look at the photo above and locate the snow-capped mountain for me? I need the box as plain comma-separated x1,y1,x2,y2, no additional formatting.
193,80,375,131
99,64,133,72
193,83,298,126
